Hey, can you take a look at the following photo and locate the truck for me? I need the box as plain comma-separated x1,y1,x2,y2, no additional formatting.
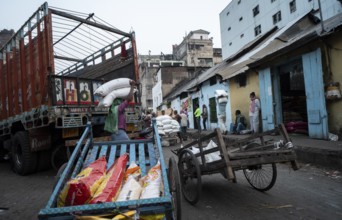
0,2,140,175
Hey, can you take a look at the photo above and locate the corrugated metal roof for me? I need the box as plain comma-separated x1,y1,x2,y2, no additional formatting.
165,12,342,100
220,12,342,80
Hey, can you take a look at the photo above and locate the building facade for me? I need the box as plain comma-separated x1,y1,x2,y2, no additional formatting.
220,0,342,59
173,29,222,67
0,29,14,48
139,54,185,110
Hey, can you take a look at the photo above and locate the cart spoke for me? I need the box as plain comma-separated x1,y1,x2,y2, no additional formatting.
243,163,277,191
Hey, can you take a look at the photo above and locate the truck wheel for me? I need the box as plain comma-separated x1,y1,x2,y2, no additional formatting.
12,131,37,175
36,150,52,172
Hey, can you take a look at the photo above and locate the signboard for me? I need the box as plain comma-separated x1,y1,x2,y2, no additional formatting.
79,80,92,105
64,79,78,105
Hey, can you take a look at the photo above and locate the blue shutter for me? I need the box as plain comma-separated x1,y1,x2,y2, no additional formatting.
259,68,275,131
302,49,328,139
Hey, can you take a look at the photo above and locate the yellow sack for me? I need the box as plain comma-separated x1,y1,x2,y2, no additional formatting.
58,156,107,207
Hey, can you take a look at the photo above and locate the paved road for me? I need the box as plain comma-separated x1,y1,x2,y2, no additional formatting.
0,145,341,220
163,144,342,220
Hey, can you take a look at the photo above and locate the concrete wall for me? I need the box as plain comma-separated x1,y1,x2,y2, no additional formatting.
200,79,231,130
325,31,342,135
228,71,260,129
161,67,189,97
220,0,342,59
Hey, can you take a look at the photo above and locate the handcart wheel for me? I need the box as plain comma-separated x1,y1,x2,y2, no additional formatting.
166,157,182,220
243,163,277,191
178,149,201,205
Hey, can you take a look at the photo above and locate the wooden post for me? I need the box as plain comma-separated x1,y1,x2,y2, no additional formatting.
216,129,235,181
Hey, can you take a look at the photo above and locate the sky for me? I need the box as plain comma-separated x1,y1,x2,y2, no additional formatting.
0,0,230,55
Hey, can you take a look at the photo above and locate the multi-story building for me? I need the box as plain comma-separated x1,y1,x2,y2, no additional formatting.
220,0,342,59
172,29,222,67
138,54,185,110
0,29,14,48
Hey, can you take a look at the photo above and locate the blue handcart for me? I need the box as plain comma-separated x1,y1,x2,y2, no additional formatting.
38,121,181,219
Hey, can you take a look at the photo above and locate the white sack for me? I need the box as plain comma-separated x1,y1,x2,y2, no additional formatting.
97,87,132,107
215,90,228,98
116,176,143,201
156,115,172,122
94,78,131,96
140,161,162,199
218,97,228,104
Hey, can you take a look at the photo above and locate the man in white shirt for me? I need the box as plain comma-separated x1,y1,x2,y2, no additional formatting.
249,92,261,133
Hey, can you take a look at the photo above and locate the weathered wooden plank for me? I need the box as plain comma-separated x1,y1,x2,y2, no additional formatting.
230,154,297,168
98,145,108,159
129,143,136,163
147,142,157,167
216,129,235,181
229,149,295,159
120,144,127,156
107,145,117,170
83,145,99,167
139,143,146,176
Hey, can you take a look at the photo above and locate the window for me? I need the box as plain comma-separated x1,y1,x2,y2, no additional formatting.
235,75,247,87
239,17,243,21
229,42,232,46
240,33,244,38
271,0,276,2
209,76,217,86
253,5,259,17
228,27,231,31
254,25,261,36
209,97,218,123
273,11,282,24
226,11,230,16
238,0,241,4
289,0,296,13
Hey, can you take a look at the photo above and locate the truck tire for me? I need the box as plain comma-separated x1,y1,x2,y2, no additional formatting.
12,131,38,175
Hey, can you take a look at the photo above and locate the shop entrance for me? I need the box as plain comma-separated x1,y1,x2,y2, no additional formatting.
277,60,308,134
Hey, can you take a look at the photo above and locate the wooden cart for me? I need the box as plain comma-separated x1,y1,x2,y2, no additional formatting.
174,124,299,205
39,121,181,219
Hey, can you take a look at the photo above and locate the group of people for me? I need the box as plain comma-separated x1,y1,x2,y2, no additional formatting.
230,92,261,134
106,81,261,142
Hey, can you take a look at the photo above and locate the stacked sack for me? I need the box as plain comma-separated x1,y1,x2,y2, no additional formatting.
58,154,164,207
94,78,134,107
156,115,180,136
215,90,228,104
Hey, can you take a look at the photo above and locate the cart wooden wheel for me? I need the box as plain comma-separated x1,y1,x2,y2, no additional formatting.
178,149,201,205
166,157,182,220
243,163,277,191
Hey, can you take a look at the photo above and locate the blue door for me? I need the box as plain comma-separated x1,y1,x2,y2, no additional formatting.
259,68,275,131
302,49,328,139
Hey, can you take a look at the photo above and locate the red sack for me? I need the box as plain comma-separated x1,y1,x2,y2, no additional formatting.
58,156,107,207
89,153,129,204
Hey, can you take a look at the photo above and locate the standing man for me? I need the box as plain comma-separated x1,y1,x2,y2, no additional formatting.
201,104,208,131
105,80,135,141
180,110,188,140
172,110,183,145
194,104,201,132
249,92,261,133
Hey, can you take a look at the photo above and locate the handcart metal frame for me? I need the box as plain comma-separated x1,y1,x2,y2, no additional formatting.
174,124,299,205
38,120,181,220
